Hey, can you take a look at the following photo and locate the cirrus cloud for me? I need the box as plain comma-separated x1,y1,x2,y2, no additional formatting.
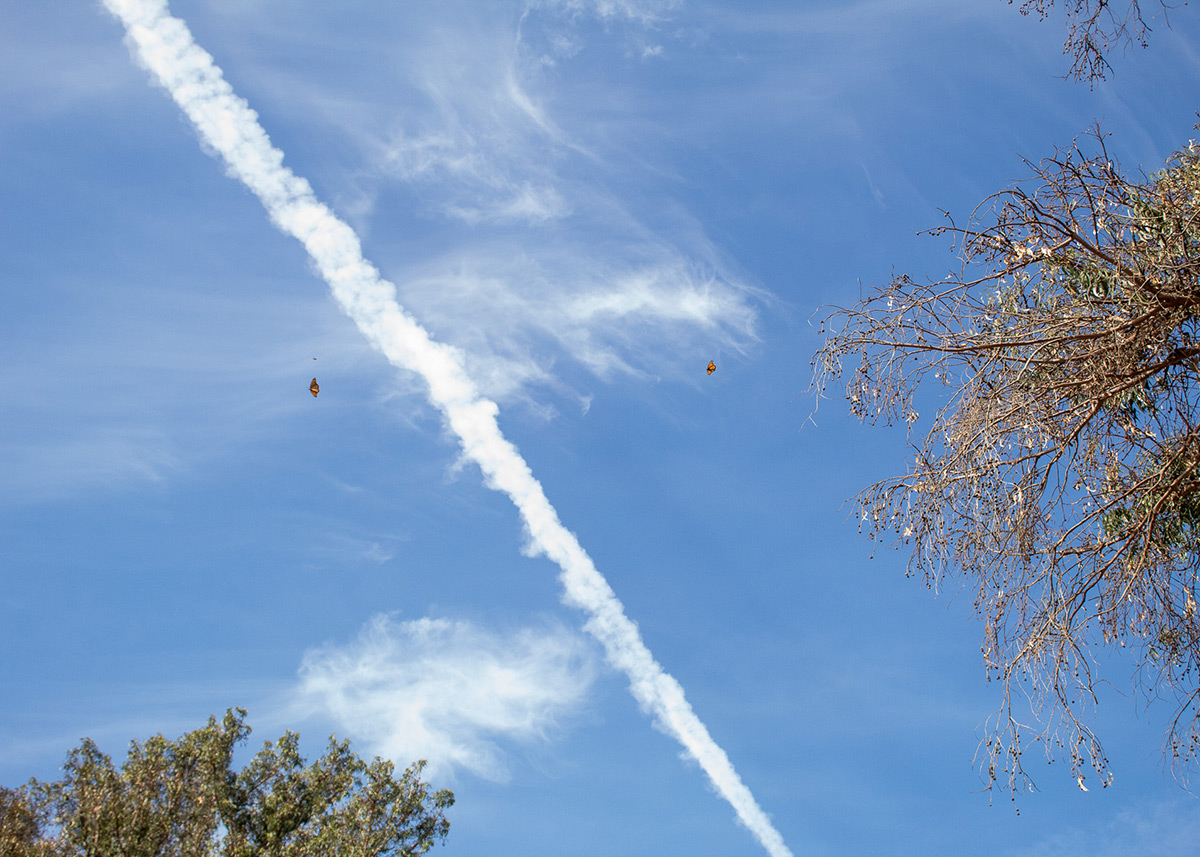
297,614,596,781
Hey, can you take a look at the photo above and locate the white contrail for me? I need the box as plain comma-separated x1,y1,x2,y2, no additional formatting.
100,3,792,855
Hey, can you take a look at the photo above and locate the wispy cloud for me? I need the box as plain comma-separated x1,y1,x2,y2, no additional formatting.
366,12,572,228
1007,799,1200,857
298,614,594,781
0,427,181,505
0,284,368,505
529,0,680,25
0,8,134,120
395,249,760,404
304,527,405,568
324,0,765,402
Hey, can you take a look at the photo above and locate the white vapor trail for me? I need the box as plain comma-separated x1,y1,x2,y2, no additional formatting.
101,3,792,855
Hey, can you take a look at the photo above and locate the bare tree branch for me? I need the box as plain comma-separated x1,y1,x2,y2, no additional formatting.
1011,1,1188,83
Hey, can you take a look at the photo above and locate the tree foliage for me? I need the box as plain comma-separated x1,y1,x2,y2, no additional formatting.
1011,0,1187,83
813,129,1200,795
0,709,453,857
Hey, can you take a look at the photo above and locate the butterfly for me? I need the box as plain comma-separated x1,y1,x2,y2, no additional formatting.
706,361,716,375
310,378,320,397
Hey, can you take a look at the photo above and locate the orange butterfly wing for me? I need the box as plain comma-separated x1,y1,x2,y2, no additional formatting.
706,361,716,375
310,378,320,397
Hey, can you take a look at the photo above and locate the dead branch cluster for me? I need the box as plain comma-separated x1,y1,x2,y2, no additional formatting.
1013,0,1185,83
813,128,1200,795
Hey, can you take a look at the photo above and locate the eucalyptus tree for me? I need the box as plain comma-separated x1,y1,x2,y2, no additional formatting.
814,131,1200,794
0,709,453,857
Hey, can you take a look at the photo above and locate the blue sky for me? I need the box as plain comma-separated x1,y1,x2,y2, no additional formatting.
4,1,1200,854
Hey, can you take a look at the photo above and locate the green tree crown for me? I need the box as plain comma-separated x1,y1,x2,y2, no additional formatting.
0,709,453,857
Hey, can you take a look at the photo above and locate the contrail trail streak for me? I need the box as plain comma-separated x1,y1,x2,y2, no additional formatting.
101,3,792,855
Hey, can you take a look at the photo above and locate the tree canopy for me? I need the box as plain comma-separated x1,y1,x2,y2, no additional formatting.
813,129,1200,795
0,709,453,857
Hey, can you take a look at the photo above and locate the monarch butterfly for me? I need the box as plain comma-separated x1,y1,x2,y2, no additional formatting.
310,378,320,397
706,361,716,375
